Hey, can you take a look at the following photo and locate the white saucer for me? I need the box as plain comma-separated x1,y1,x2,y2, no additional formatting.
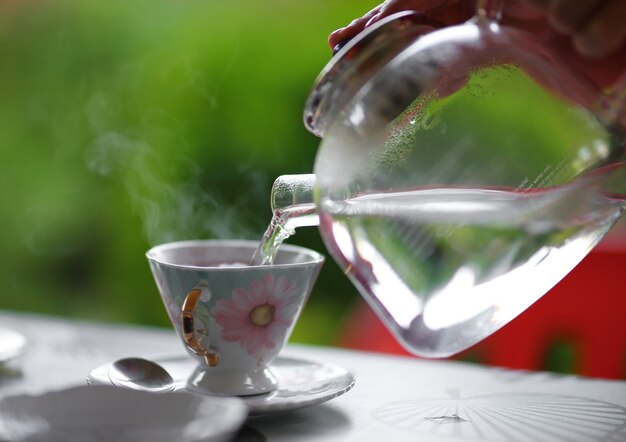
0,327,27,364
88,354,355,416
0,384,247,442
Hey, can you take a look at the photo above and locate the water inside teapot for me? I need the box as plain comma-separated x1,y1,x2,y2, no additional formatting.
317,180,623,356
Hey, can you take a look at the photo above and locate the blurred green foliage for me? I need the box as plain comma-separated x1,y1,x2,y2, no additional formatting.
2,1,623,380
0,0,379,344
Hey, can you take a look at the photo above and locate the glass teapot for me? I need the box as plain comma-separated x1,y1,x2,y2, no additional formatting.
264,0,626,358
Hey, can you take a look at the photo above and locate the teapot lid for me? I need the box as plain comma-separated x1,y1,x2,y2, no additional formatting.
303,11,441,137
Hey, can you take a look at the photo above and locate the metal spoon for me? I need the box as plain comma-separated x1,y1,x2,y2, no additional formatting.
108,357,175,392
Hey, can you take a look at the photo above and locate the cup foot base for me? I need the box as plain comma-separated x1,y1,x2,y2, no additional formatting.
187,365,278,396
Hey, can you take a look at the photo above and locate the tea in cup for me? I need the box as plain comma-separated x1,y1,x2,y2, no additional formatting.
146,240,324,396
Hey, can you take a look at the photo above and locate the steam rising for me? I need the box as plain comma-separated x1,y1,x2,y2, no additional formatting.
85,93,266,245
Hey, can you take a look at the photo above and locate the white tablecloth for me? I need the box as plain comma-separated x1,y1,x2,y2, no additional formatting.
1,311,625,442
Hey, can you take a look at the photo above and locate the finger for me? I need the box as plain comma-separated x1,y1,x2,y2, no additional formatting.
328,5,383,49
547,0,604,34
573,0,626,57
365,0,464,27
329,0,457,50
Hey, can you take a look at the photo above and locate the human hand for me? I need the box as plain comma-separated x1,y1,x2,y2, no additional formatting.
525,0,626,58
328,0,473,51
328,0,626,88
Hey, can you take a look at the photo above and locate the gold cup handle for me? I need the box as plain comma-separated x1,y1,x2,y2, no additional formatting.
181,289,219,367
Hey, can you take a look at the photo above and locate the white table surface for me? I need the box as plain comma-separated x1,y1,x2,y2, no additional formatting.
1,311,625,442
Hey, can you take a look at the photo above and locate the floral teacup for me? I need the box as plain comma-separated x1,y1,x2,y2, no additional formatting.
146,240,324,396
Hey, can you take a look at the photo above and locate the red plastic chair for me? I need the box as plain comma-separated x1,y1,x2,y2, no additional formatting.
337,227,626,379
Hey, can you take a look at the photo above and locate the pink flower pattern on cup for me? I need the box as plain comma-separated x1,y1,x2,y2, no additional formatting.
214,274,301,357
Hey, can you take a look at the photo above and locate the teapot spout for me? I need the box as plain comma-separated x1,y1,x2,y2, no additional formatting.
271,174,319,230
